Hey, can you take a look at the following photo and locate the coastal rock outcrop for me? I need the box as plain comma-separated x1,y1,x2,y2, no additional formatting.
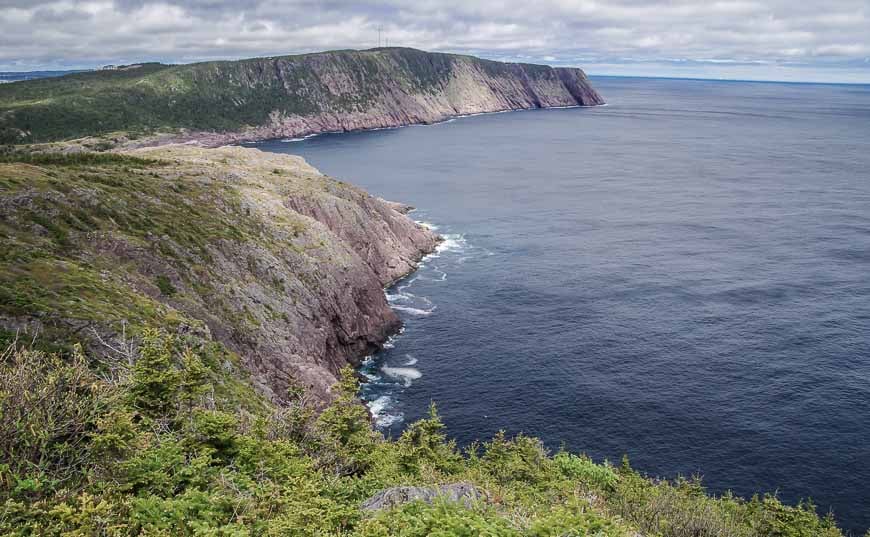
361,483,487,511
126,145,440,402
0,145,438,404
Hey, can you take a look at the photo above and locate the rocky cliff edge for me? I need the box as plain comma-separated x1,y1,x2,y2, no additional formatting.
0,145,438,404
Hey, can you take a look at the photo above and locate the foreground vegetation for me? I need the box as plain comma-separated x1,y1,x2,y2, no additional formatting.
0,329,845,536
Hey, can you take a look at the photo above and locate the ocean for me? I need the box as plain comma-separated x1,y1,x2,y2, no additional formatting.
248,76,870,533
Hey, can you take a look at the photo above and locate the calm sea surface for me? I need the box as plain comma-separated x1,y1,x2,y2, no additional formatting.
249,77,870,533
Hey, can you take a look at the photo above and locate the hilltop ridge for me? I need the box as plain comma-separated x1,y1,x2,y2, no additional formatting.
0,48,604,145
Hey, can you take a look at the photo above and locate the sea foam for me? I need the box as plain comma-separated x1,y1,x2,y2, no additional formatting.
382,366,422,387
368,395,403,427
391,305,435,316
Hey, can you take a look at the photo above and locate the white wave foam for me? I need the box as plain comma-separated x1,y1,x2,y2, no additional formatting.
423,234,467,261
454,108,522,119
382,366,423,387
379,327,404,350
368,395,391,415
398,277,418,291
280,133,319,143
386,290,415,303
377,413,403,427
436,234,467,254
368,395,404,427
404,354,418,366
392,305,435,316
428,268,447,281
415,221,439,231
360,370,381,382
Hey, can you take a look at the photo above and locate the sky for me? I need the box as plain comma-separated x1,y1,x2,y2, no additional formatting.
1,0,869,83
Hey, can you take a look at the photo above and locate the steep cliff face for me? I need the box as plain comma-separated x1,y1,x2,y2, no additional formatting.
0,48,604,145
179,48,606,145
0,146,438,403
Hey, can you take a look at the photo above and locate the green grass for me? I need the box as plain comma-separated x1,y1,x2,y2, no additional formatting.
0,152,275,346
0,150,159,166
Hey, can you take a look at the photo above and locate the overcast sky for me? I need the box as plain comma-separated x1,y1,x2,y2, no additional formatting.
2,0,869,82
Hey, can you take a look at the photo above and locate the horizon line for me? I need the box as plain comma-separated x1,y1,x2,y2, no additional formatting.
586,73,870,86
1,47,868,87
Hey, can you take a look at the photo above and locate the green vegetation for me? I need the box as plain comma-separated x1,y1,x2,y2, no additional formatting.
154,275,176,297
0,48,572,144
0,148,274,344
0,336,845,536
0,149,849,535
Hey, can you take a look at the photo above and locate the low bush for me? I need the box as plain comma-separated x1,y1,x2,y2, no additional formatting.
0,330,847,536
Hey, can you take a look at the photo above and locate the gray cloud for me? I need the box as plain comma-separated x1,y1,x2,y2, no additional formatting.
0,0,868,82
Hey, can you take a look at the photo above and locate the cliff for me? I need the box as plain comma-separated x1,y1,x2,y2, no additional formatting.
0,50,847,536
0,146,437,403
0,48,604,146
0,147,846,536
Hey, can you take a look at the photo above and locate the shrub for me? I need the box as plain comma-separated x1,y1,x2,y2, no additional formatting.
154,274,176,296
0,330,847,537
527,502,627,537
354,499,519,537
479,432,551,486
552,452,618,492
127,329,180,417
0,344,113,495
316,366,381,475
746,495,842,537
610,471,754,537
396,403,462,476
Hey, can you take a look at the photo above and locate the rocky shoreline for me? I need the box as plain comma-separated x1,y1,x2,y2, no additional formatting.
1,47,604,405
0,144,439,406
130,145,442,404
124,103,605,150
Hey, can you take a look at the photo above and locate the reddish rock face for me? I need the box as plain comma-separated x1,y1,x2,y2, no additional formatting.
127,145,439,405
0,145,437,406
123,50,605,149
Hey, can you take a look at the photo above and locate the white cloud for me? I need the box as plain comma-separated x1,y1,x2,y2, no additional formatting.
0,0,868,82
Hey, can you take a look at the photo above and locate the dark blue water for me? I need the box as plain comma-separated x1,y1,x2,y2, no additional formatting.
0,70,83,83
249,77,870,534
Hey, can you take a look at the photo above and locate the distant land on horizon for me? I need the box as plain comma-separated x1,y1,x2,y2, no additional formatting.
5,69,868,87
0,48,605,146
0,70,87,83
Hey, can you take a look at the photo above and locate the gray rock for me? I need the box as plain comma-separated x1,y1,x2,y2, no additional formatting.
361,482,487,511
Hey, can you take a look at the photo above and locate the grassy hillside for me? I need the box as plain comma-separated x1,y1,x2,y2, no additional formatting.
0,149,847,536
0,144,439,404
0,48,602,145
